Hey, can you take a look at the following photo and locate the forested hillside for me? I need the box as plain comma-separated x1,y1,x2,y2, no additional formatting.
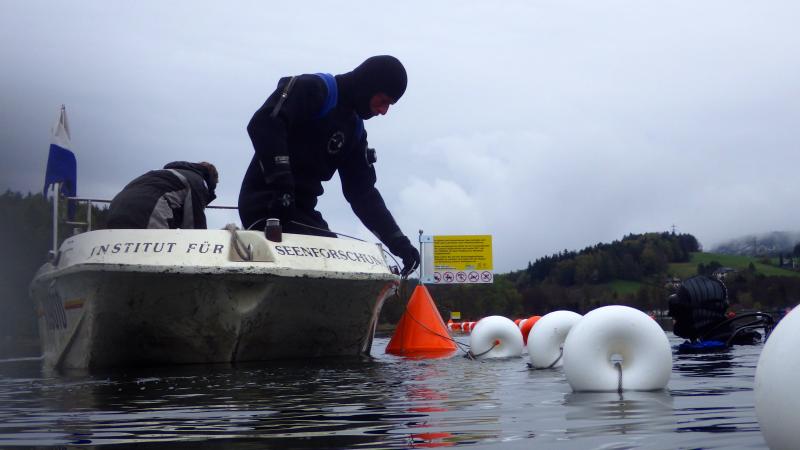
508,232,701,313
515,232,700,286
0,192,52,341
0,191,108,350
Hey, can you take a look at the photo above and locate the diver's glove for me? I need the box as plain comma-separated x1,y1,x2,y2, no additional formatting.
388,235,420,277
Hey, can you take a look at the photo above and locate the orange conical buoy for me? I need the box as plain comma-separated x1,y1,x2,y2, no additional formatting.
386,285,457,357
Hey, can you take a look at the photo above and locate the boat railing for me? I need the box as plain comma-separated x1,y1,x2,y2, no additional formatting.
65,197,238,233
46,182,238,259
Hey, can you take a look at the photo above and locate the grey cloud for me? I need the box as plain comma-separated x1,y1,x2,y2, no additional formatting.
2,0,799,272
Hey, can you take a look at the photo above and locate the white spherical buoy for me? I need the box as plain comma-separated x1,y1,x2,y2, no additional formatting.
755,306,800,450
468,316,524,359
563,305,672,392
528,310,583,368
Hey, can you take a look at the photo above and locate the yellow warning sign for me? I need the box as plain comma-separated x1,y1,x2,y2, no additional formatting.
433,235,493,271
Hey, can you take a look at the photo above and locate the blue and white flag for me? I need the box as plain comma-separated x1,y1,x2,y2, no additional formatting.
43,105,77,218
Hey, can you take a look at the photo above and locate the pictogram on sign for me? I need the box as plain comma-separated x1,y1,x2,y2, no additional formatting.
420,234,494,284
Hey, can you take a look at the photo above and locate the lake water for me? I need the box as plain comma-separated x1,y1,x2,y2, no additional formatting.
0,333,768,449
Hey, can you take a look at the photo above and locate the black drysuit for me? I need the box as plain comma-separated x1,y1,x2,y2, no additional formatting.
107,161,217,229
238,73,409,251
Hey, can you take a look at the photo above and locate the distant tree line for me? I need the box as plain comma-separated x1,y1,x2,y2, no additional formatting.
518,232,700,287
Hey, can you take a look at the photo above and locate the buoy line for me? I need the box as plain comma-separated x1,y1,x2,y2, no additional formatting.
468,316,525,359
563,305,672,392
388,284,511,360
399,307,506,360
464,340,500,359
527,310,582,369
755,305,800,450
527,347,564,370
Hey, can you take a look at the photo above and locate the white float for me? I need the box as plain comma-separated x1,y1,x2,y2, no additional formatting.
755,306,800,450
563,305,672,391
468,316,524,359
528,310,583,368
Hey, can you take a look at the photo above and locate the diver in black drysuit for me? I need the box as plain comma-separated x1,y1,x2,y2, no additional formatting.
238,55,420,276
107,161,218,229
669,275,769,346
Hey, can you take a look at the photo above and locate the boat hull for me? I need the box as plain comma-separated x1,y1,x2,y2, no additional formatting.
30,229,399,369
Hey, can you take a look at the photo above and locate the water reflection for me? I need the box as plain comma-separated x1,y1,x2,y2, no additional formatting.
674,351,736,378
0,335,770,448
407,431,455,448
668,343,764,447
563,390,676,438
3,358,435,447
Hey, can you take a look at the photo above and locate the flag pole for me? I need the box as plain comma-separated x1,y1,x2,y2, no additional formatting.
51,182,60,259
44,103,76,257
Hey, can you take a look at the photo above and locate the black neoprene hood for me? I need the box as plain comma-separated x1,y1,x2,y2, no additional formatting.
354,55,407,101
335,55,407,119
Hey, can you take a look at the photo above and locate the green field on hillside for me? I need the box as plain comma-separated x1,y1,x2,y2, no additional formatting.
606,279,643,296
668,252,800,278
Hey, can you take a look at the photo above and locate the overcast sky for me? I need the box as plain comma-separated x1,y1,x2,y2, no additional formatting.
1,1,798,272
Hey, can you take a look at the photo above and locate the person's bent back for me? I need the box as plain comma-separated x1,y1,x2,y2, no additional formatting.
107,161,218,229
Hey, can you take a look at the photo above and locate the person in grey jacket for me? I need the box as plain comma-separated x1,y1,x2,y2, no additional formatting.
107,161,218,229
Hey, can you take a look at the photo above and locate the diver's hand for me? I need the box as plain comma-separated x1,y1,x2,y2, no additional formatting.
399,245,421,277
389,236,420,277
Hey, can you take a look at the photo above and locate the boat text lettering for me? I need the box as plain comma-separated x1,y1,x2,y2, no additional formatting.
186,242,225,254
274,245,385,266
89,242,225,257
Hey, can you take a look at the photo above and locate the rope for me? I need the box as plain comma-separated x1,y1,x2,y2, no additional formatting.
525,346,564,370
465,340,499,360
393,281,473,357
245,218,265,231
546,347,564,369
289,220,366,242
225,224,252,261
248,217,366,241
383,249,404,277
615,361,623,394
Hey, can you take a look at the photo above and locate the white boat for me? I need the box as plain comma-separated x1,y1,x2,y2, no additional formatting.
29,227,399,369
